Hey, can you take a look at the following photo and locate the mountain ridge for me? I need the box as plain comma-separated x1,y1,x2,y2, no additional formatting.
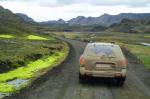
16,13,35,23
108,18,150,33
38,13,150,27
0,6,34,34
1,5,150,33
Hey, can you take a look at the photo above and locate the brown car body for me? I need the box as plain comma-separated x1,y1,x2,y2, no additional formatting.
79,43,128,85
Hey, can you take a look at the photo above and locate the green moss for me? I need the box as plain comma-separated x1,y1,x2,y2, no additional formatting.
27,35,49,40
0,42,69,93
0,34,14,38
0,51,66,82
0,83,15,93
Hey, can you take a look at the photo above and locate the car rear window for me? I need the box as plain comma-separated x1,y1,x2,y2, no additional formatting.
91,45,113,55
84,44,115,56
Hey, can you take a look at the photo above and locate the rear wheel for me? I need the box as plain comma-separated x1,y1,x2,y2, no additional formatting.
116,77,126,86
79,73,86,83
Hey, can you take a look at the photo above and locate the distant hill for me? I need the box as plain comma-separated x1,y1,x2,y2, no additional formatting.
41,13,150,27
2,5,149,33
16,13,35,23
40,24,106,32
68,16,94,26
0,6,33,34
68,13,150,27
40,19,66,25
107,18,150,33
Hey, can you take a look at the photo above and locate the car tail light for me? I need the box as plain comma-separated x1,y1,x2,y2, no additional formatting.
119,58,128,66
79,55,86,65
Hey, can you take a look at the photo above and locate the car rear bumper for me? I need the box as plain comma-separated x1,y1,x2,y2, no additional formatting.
80,67,126,78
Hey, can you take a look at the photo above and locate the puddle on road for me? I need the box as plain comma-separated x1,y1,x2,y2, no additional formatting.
7,79,28,89
0,93,10,99
141,42,150,47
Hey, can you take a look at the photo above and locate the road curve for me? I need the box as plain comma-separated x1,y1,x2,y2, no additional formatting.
6,37,150,99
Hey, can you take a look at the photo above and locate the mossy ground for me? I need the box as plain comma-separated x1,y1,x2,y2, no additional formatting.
0,83,14,93
0,35,14,38
26,35,52,40
124,44,150,69
0,34,69,93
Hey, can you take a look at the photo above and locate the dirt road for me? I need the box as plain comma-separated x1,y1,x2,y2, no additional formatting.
6,37,150,99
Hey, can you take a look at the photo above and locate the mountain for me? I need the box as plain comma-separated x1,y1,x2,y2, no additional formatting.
0,6,33,34
68,13,150,26
41,13,150,27
39,19,66,25
68,16,91,25
107,18,150,33
16,13,35,23
39,13,150,32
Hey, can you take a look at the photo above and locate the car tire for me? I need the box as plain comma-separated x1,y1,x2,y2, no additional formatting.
79,73,86,83
116,77,126,86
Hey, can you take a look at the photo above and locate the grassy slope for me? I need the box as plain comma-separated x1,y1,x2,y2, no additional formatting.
0,34,69,93
0,5,69,92
0,6,34,35
0,6,70,93
0,35,55,69
56,32,150,70
107,19,150,33
125,44,150,69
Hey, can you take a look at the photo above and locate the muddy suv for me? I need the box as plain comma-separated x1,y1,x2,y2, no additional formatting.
79,43,128,85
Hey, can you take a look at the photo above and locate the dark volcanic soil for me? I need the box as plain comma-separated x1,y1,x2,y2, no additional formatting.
6,37,150,99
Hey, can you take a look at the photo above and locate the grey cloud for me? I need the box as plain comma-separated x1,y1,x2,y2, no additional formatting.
1,0,150,7
56,0,150,7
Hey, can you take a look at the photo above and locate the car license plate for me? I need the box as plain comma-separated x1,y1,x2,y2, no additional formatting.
96,64,111,68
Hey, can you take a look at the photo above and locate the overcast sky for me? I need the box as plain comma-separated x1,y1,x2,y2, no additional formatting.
0,0,150,22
